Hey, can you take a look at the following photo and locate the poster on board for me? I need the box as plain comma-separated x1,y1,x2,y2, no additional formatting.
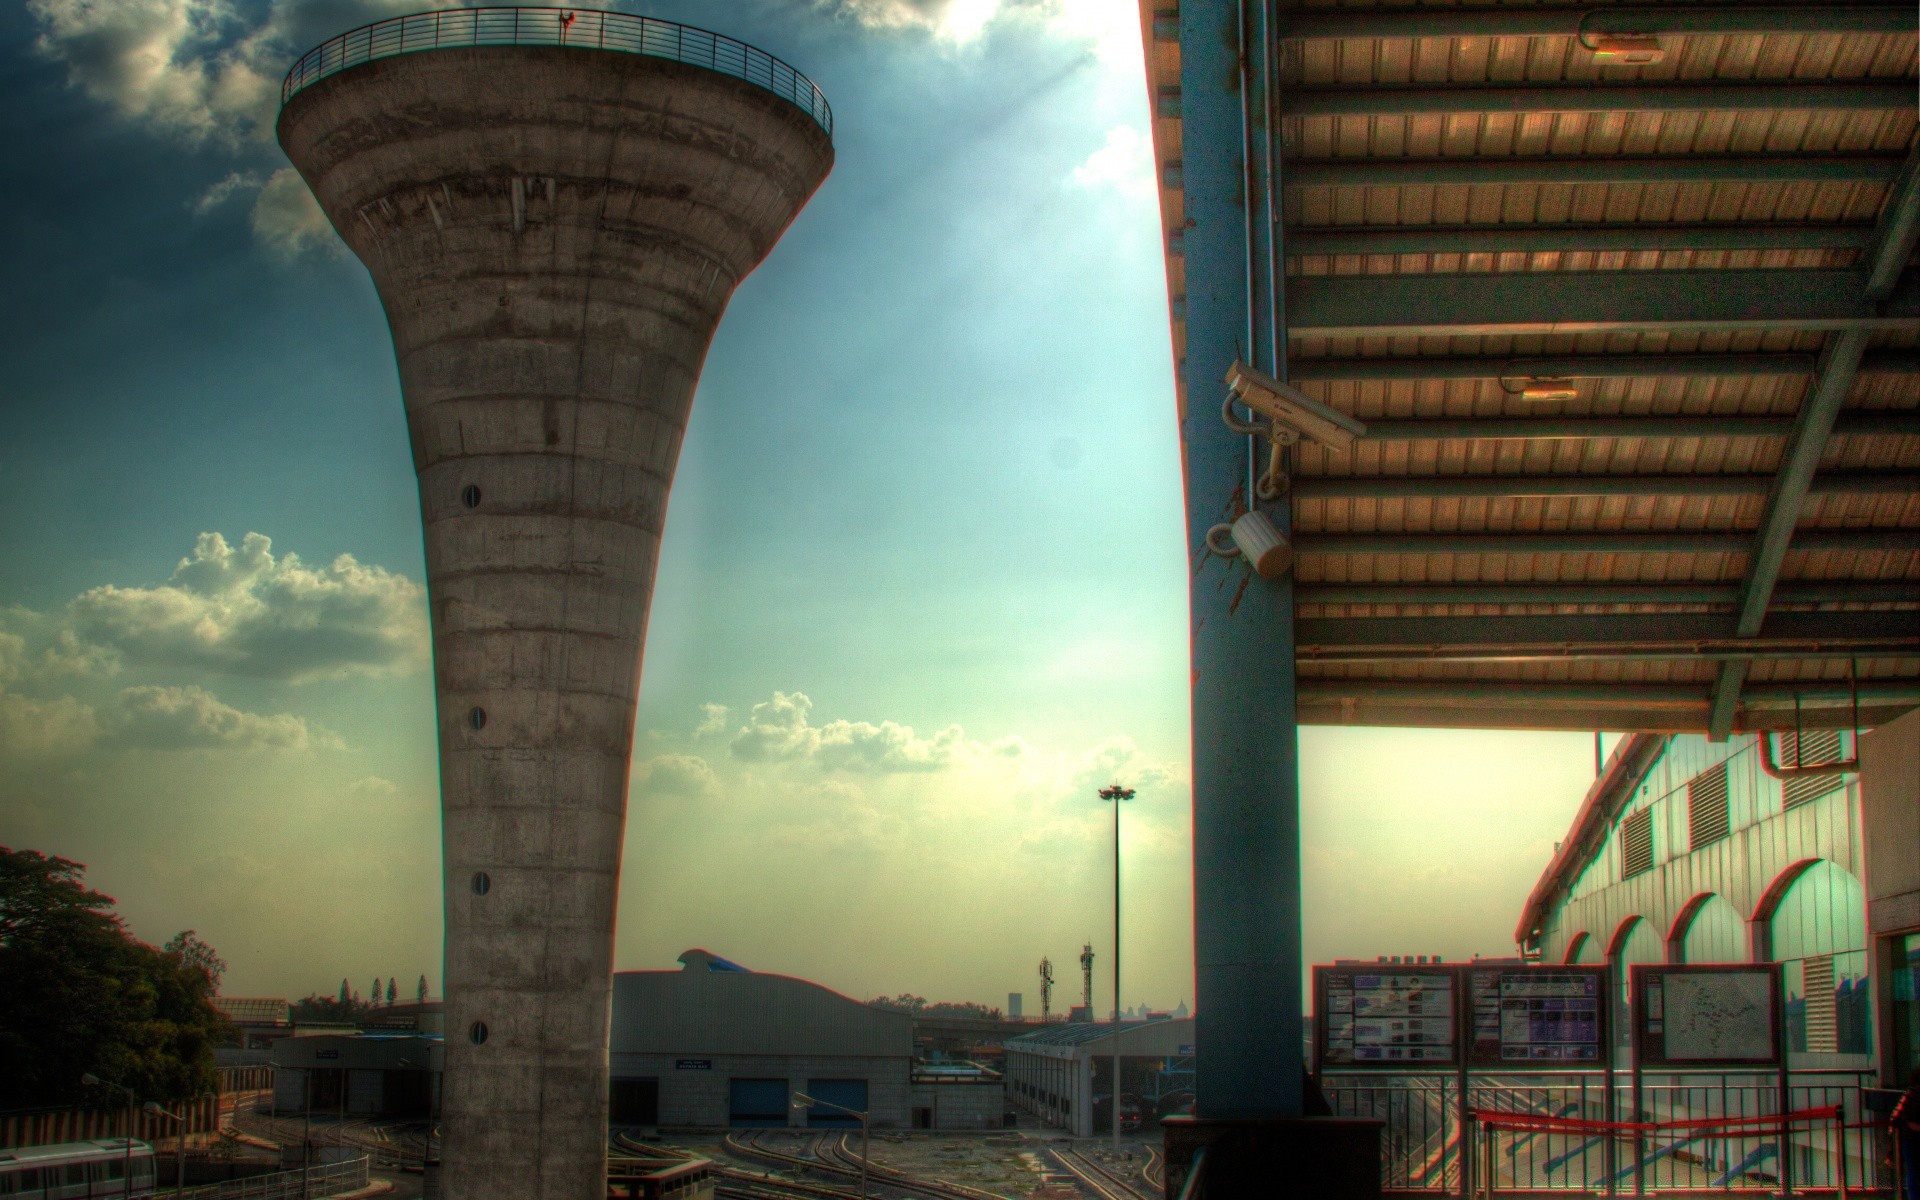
1315,966,1458,1068
1465,966,1609,1069
1631,964,1783,1068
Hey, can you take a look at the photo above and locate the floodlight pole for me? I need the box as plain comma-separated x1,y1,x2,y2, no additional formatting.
1100,783,1135,1151
82,1073,136,1200
142,1101,188,1196
791,1092,868,1199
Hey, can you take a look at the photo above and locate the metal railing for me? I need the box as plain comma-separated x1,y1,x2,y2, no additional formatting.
177,1154,369,1200
1326,1070,1888,1194
280,7,832,136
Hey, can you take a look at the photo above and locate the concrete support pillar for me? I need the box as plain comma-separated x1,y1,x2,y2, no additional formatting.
1178,0,1305,1120
278,42,831,1200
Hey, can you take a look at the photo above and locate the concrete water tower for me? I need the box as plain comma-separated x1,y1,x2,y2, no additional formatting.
275,10,832,1199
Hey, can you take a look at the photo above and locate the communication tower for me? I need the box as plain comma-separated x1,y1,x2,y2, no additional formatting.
1038,957,1054,1019
1081,941,1096,1012
275,10,832,1199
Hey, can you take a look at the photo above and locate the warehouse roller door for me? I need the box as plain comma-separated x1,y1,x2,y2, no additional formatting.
729,1078,789,1127
609,1078,658,1127
804,1079,867,1128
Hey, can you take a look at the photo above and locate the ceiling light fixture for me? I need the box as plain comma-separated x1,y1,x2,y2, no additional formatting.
1521,378,1580,401
1587,33,1666,65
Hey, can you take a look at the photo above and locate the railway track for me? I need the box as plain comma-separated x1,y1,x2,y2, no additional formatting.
1047,1147,1156,1200
1141,1145,1164,1193
721,1130,1011,1200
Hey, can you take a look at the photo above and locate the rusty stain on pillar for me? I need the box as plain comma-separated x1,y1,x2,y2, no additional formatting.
274,11,832,1199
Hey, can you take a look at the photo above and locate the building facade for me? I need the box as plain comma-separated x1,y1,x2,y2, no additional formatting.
1519,719,1920,1080
609,951,913,1129
1005,1019,1195,1138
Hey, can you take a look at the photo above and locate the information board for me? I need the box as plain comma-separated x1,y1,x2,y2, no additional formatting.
1316,967,1457,1068
1632,964,1782,1068
1466,966,1609,1068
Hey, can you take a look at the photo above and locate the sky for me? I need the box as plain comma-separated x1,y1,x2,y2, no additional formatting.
0,0,1615,1015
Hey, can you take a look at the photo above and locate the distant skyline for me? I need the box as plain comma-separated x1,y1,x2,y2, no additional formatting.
1,0,1607,1013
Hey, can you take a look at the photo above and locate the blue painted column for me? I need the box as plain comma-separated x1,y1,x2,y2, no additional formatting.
1180,0,1303,1118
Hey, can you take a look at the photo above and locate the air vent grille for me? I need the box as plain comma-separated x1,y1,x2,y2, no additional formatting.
1803,954,1837,1053
1621,807,1654,879
1688,763,1730,850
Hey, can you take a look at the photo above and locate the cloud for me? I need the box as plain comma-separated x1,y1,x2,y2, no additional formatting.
64,531,427,683
1070,124,1155,204
694,703,730,739
251,168,338,257
817,0,1139,58
26,0,277,144
112,684,339,751
192,169,262,214
350,775,397,796
635,754,719,799
0,689,101,756
729,691,966,774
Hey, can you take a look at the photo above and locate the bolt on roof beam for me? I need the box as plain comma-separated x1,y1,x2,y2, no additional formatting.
1708,145,1920,741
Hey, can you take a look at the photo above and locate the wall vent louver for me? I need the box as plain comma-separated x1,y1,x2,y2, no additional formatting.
1621,807,1654,879
1803,954,1838,1054
1780,730,1851,810
1688,763,1730,850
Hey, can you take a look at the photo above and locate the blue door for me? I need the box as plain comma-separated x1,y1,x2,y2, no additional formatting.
804,1079,868,1128
728,1078,789,1127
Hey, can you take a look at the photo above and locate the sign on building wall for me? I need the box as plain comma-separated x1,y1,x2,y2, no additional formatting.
1631,964,1783,1068
1465,966,1608,1068
1316,967,1458,1067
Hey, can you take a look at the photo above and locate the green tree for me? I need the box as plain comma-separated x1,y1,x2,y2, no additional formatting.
386,978,397,1005
416,975,428,1003
0,848,228,1109
338,979,349,1004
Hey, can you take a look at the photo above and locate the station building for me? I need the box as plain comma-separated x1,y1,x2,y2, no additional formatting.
1005,1018,1194,1137
608,950,1005,1130
271,1033,440,1117
1517,712,1920,1083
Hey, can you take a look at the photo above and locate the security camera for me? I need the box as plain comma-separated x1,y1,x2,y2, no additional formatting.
1226,360,1368,451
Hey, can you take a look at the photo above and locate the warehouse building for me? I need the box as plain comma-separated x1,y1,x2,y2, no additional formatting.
1005,1018,1194,1137
1518,714,1920,1082
609,951,918,1129
271,1034,440,1117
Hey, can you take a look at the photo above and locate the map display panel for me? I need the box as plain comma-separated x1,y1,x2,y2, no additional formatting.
1317,967,1457,1068
1633,965,1782,1068
1467,967,1607,1069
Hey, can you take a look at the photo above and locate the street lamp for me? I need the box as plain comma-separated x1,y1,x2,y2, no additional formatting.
142,1101,188,1197
80,1074,136,1200
790,1092,869,1199
1098,783,1134,1151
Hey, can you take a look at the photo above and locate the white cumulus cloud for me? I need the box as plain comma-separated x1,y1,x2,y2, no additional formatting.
251,167,337,257
1071,124,1155,204
64,531,427,683
112,684,338,751
635,754,719,799
729,691,966,774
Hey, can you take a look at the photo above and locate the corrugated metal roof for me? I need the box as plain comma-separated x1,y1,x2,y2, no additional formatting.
1139,1,1920,733
610,959,910,1058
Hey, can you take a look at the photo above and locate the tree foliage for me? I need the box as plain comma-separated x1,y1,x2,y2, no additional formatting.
0,848,230,1110
867,994,1003,1020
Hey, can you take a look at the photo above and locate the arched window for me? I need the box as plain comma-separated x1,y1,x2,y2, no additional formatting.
1563,932,1598,965
1763,860,1869,1056
1673,894,1746,965
1608,917,1664,1054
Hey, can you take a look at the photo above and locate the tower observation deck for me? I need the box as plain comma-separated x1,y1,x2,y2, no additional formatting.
276,10,833,1199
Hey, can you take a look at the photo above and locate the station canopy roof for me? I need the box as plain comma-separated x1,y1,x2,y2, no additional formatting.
1139,1,1920,735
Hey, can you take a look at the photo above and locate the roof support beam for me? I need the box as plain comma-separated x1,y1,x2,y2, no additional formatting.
1708,145,1920,741
1358,412,1920,442
1293,471,1913,501
1295,681,1920,733
1286,268,1919,337
1277,5,1916,39
1296,529,1920,556
1295,611,1920,659
1288,223,1874,257
1295,582,1920,607
1289,82,1914,118
1287,155,1903,189
1289,352,1919,382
